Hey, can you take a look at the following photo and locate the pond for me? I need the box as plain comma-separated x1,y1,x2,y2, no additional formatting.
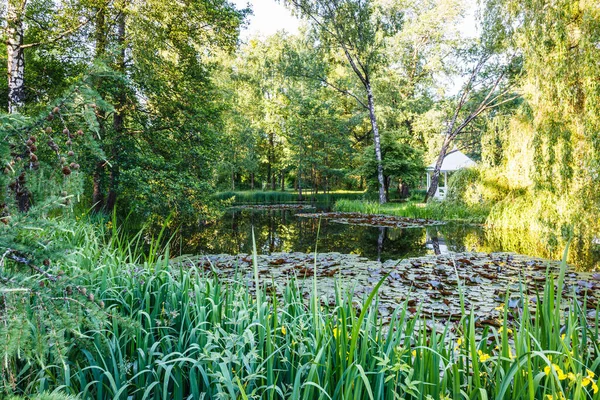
175,205,600,271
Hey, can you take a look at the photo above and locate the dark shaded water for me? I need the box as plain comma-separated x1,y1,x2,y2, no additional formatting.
174,206,600,270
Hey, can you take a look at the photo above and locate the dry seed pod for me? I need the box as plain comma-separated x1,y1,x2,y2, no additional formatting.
15,156,22,162
53,107,60,114
61,191,68,197
29,136,36,143
66,140,72,146
62,166,72,176
47,113,54,121
81,287,87,295
30,144,37,152
99,300,105,308
26,139,33,146
77,129,83,136
30,154,38,162
60,157,66,164
88,293,95,302
43,259,50,267
73,163,80,170
67,151,74,156
45,127,53,134
63,128,69,135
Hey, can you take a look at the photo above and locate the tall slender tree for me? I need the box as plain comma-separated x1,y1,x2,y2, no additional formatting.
285,0,403,204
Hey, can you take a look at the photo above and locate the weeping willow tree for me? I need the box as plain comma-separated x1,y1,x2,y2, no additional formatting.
481,0,600,265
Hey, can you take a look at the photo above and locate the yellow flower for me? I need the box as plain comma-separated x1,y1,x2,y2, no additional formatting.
498,326,512,335
478,350,491,362
587,369,596,379
557,370,567,381
281,325,286,335
457,338,463,346
592,381,598,394
544,364,567,380
561,334,566,341
412,350,417,357
567,372,576,382
583,369,596,387
508,347,515,360
495,303,505,311
583,377,591,386
333,327,339,339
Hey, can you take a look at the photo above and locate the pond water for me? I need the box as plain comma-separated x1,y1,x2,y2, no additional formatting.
175,206,600,271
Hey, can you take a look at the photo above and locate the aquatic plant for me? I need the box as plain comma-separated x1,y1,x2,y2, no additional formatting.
1,224,598,399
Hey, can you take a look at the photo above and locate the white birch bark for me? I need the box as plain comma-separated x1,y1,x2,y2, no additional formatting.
6,0,27,113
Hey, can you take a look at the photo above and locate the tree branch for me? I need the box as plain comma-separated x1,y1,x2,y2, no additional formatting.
21,5,108,49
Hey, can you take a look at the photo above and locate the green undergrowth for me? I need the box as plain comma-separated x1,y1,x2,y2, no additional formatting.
2,221,599,399
214,190,370,205
334,199,490,223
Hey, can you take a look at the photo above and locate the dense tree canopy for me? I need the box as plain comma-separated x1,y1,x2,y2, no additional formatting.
1,0,598,240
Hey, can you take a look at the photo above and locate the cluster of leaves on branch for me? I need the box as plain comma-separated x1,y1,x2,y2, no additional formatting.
0,78,113,394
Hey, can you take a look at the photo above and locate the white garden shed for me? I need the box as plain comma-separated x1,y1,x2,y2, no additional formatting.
426,149,476,200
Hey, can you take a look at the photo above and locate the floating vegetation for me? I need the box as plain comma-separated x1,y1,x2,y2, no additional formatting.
229,204,316,210
296,211,445,228
175,251,599,326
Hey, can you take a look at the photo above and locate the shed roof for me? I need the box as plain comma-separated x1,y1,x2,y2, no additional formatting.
426,149,476,171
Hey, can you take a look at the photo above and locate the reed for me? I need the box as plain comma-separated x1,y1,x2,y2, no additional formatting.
3,222,599,399
334,199,490,223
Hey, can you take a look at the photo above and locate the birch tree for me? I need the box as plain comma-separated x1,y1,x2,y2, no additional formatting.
285,0,402,204
5,0,26,113
425,50,518,201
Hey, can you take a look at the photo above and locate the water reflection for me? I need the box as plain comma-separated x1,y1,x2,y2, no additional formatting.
180,208,478,262
175,208,600,270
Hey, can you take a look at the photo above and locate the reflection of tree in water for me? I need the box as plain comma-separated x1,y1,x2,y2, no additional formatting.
377,227,385,262
155,212,599,270
174,209,429,261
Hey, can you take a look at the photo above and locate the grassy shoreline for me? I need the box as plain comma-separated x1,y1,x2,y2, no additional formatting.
213,190,370,205
333,199,491,223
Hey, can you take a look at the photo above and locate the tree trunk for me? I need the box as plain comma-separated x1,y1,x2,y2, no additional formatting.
91,3,108,213
92,161,105,212
365,82,386,204
298,167,303,201
384,176,390,202
105,5,127,212
267,132,274,190
250,172,255,190
231,171,235,191
6,0,27,113
425,136,452,202
280,172,284,191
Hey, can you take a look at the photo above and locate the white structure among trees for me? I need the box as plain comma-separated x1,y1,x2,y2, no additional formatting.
425,150,476,200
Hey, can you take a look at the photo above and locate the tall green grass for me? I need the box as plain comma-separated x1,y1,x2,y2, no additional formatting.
214,190,370,205
3,222,599,399
334,199,491,223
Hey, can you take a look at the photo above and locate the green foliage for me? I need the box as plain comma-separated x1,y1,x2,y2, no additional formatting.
358,136,425,199
213,190,369,204
334,198,490,223
475,0,600,256
2,222,599,398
